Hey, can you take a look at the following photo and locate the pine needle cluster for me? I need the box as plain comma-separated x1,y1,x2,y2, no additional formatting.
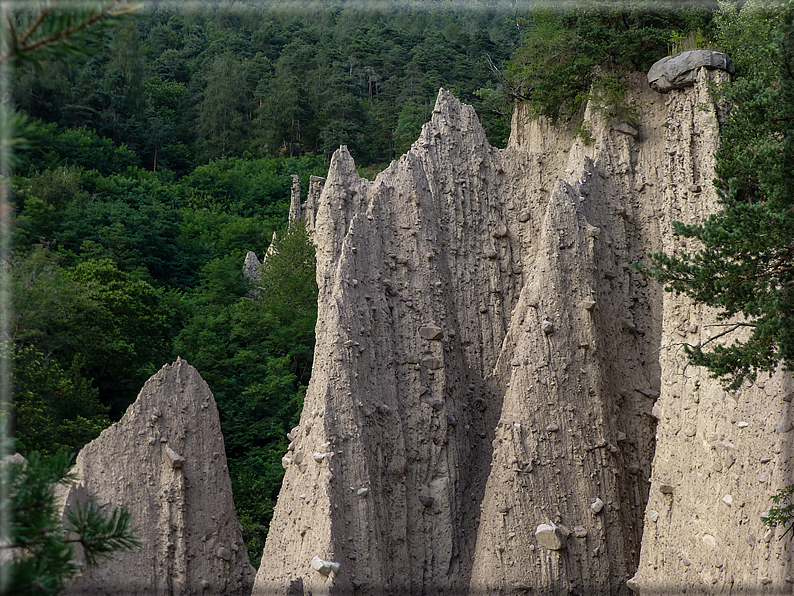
0,451,139,596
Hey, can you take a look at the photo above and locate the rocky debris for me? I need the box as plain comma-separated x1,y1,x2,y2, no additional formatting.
257,69,793,595
310,556,340,576
648,50,735,93
60,358,255,596
536,523,567,550
4,452,26,466
418,325,444,340
591,498,605,514
164,446,186,469
419,495,435,508
651,402,663,420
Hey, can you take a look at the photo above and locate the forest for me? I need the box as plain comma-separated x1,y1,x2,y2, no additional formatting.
8,0,790,576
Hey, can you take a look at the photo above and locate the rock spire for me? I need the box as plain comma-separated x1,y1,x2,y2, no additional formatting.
60,358,255,595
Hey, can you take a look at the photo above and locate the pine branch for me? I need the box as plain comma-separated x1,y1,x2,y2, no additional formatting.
5,7,17,48
0,0,141,65
685,323,755,350
16,1,120,55
64,501,140,567
17,1,55,46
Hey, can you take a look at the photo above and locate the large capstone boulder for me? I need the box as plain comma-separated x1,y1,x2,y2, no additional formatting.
648,50,734,93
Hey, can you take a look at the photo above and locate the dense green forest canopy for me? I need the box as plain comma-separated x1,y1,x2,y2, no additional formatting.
13,0,517,171
504,0,715,122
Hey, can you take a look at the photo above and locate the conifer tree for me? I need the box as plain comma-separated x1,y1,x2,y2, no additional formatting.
0,451,140,595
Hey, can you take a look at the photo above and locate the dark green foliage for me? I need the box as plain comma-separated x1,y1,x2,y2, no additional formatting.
393,101,431,157
640,0,794,390
257,223,318,314
197,53,249,161
64,500,140,568
177,154,327,217
7,343,110,456
175,223,317,567
142,76,192,173
506,1,714,122
65,259,173,412
10,249,173,418
2,451,79,596
589,74,639,126
11,3,516,166
505,10,589,122
0,451,140,595
712,0,780,75
15,120,141,176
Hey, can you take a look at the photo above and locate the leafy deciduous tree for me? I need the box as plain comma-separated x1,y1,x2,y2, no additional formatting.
7,343,109,457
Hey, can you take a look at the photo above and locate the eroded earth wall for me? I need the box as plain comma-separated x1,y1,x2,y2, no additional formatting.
256,70,793,595
61,358,256,596
629,71,794,595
